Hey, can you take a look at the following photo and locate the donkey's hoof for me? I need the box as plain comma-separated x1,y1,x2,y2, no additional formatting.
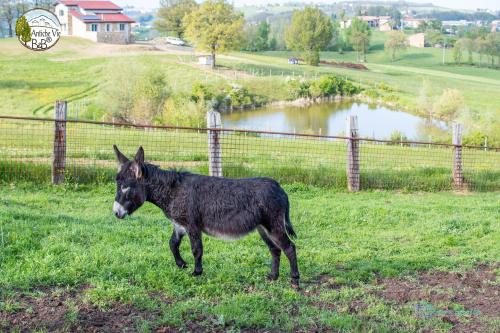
176,261,188,269
267,273,279,281
192,270,203,277
290,279,300,290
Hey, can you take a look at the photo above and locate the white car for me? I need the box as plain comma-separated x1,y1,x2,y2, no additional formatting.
165,36,186,46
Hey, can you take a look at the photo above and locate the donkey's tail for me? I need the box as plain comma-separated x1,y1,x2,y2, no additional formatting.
284,204,297,239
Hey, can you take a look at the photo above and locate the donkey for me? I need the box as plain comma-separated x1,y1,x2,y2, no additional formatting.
112,146,300,288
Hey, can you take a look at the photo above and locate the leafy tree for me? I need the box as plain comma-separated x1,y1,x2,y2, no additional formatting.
384,31,407,61
15,14,30,44
1,0,16,37
484,32,500,67
453,39,464,64
457,37,474,64
269,36,277,50
155,0,197,38
474,36,489,66
183,0,244,69
345,17,371,62
285,7,333,66
432,89,465,120
244,21,270,51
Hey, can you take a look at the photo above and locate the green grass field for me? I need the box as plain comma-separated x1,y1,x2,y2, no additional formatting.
0,184,499,332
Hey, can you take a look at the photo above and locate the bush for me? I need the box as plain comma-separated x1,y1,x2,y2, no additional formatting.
286,78,311,99
432,89,465,120
98,62,169,124
389,130,409,145
287,75,360,100
160,95,205,127
189,83,265,111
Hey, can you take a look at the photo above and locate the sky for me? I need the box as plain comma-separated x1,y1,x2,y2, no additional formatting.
114,0,500,11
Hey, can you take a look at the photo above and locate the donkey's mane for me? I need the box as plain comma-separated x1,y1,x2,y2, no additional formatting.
143,163,189,187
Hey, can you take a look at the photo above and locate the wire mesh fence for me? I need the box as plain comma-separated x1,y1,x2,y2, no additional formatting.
0,114,498,191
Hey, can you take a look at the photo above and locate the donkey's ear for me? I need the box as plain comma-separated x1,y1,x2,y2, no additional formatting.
134,146,144,165
113,145,129,165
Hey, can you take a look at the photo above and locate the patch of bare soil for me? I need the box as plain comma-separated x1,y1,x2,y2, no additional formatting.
0,286,166,332
377,264,500,333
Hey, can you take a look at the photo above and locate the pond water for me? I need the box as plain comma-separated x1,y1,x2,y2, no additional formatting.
222,101,448,140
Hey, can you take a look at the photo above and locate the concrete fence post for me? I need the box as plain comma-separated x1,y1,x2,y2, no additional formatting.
346,115,360,191
207,110,222,177
452,123,464,189
52,100,67,184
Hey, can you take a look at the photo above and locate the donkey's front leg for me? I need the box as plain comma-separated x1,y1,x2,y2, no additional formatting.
169,228,187,269
187,228,203,276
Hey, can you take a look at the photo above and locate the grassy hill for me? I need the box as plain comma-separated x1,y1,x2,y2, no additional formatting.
0,35,498,143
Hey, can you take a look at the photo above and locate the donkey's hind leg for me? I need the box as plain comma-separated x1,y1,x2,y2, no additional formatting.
257,226,281,281
270,230,300,289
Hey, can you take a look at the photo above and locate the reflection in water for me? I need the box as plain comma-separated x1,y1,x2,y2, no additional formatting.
222,101,447,140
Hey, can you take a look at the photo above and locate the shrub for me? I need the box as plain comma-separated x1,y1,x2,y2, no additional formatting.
432,89,465,120
160,95,205,127
98,62,169,124
286,78,311,99
189,83,265,111
389,130,409,145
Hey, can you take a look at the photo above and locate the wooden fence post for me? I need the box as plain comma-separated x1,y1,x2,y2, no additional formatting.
52,100,67,184
346,115,360,191
207,110,222,177
452,123,463,189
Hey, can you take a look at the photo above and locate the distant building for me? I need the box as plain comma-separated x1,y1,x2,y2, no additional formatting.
491,20,500,32
402,18,426,29
408,33,425,48
341,16,393,31
198,55,214,66
54,0,135,44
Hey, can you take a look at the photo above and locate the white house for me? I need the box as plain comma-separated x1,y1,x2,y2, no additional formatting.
54,0,135,44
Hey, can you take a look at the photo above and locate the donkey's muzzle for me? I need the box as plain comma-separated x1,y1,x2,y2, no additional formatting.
113,201,127,219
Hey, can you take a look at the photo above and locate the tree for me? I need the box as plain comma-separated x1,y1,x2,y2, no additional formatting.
453,39,464,64
285,7,333,66
15,14,30,44
484,32,500,67
384,31,407,61
155,0,197,38
432,89,465,120
345,17,371,62
1,0,16,37
183,0,244,69
245,21,270,51
457,37,474,64
474,36,488,66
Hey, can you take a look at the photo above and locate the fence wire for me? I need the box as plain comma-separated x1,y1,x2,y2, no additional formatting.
0,116,498,191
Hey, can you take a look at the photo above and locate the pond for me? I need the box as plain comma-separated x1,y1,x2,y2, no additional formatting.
222,101,448,140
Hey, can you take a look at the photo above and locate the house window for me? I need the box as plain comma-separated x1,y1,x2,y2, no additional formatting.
59,10,64,16
119,23,125,31
106,24,111,32
91,24,98,32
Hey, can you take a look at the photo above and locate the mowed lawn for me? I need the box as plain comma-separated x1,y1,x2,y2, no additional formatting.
0,184,499,332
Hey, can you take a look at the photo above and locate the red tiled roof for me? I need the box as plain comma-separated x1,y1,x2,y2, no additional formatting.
97,13,134,22
58,1,122,10
69,9,134,23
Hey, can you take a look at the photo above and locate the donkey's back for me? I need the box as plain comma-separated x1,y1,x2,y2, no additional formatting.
176,175,290,237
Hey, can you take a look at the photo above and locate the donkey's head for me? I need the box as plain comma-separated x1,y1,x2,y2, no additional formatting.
112,145,147,219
